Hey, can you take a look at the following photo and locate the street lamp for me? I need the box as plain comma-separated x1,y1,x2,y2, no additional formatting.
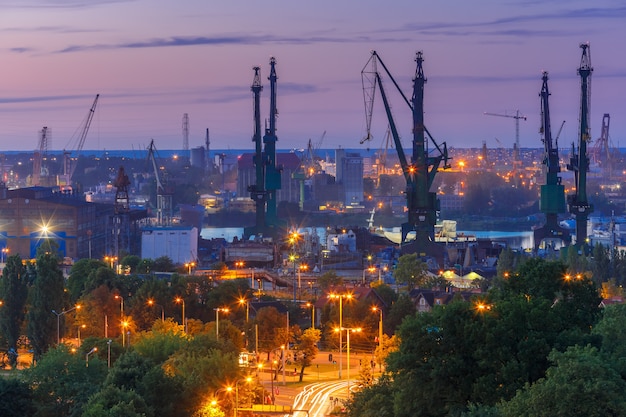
185,261,196,275
114,294,124,318
335,327,362,397
147,299,164,322
175,297,185,333
85,347,97,367
1,247,8,263
107,339,112,368
51,304,81,344
328,292,352,378
214,307,229,340
121,320,129,347
298,264,308,300
212,386,233,410
77,324,86,346
238,298,249,323
235,376,253,417
305,302,315,329
372,306,383,352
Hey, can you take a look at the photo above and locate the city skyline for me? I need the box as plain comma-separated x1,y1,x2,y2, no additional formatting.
1,0,625,152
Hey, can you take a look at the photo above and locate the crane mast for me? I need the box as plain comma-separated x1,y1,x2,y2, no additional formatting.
249,66,267,232
533,71,569,250
362,50,450,257
567,42,594,249
484,110,527,166
262,57,282,227
148,139,172,226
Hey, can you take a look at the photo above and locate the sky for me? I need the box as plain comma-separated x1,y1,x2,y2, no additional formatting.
0,0,625,154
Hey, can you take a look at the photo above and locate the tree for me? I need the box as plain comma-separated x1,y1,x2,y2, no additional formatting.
293,327,321,381
0,254,28,367
120,255,142,274
0,377,34,417
82,385,153,417
254,306,288,355
356,357,374,388
27,252,66,361
393,254,428,291
67,258,107,302
23,344,107,417
499,345,626,417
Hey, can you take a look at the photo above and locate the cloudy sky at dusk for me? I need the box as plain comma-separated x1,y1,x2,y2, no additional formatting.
1,0,625,153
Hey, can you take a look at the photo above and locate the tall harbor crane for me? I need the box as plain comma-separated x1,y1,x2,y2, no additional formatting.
533,71,570,250
60,94,99,190
362,50,450,258
147,139,172,226
245,58,282,238
247,65,267,235
484,110,526,165
567,42,594,250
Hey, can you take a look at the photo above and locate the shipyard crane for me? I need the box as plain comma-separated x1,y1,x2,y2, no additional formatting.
263,57,281,227
31,126,50,186
362,50,451,259
591,113,614,176
533,71,570,250
60,94,99,190
246,65,267,236
147,139,172,226
567,42,594,250
484,109,527,164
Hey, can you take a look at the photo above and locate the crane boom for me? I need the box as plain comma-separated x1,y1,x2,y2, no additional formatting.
484,110,527,162
68,94,99,182
361,50,450,255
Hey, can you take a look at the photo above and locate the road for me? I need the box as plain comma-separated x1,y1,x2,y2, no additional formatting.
291,380,351,417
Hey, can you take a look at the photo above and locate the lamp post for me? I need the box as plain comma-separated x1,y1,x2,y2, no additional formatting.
372,306,383,351
51,305,80,344
336,327,362,397
298,264,308,301
235,376,252,417
306,302,315,328
175,297,185,333
114,294,124,318
238,298,249,323
147,299,164,322
185,261,196,275
1,247,8,263
107,339,112,368
214,307,229,340
328,293,352,378
77,324,86,346
212,386,233,411
85,347,97,367
121,320,129,347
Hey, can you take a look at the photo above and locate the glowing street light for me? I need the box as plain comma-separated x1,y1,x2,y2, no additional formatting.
1,247,8,263
306,302,315,329
328,292,353,378
235,376,253,417
51,304,81,345
214,307,229,340
147,299,164,322
121,320,129,347
239,298,250,323
77,324,86,346
185,261,196,275
175,297,186,333
85,347,97,367
372,306,383,351
335,327,362,397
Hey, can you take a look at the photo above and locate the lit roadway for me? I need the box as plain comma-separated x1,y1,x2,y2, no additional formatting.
290,380,350,417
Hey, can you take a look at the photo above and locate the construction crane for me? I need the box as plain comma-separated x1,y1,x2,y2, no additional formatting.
362,50,450,259
533,71,570,250
31,126,51,186
591,113,614,177
60,94,99,190
247,65,267,235
147,139,172,226
484,109,527,164
567,42,594,251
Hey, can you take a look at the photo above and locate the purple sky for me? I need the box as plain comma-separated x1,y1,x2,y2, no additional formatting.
1,0,625,152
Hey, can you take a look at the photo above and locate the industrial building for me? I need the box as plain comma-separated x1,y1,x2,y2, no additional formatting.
0,184,113,260
236,152,301,204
